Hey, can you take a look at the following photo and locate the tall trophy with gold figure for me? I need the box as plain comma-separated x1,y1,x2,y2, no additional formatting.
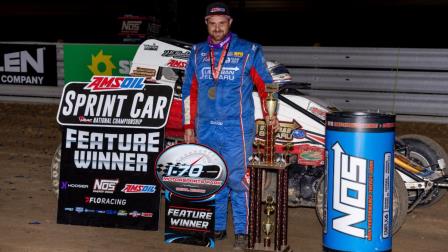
247,85,291,252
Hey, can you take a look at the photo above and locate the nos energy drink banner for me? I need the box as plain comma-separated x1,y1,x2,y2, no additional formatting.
155,144,228,248
324,112,395,252
56,76,173,230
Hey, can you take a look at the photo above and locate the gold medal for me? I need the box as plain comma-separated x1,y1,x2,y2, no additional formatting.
208,87,216,99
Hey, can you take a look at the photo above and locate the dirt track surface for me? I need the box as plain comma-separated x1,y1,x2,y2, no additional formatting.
0,102,447,252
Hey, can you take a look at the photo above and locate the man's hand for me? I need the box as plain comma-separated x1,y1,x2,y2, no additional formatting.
264,115,280,131
184,128,196,143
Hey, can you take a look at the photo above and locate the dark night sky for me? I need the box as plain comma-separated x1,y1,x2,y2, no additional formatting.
1,0,448,48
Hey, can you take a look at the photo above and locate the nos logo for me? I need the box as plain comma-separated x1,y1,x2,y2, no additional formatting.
332,143,367,238
93,179,119,193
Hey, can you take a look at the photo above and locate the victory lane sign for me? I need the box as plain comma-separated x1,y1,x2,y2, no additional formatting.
156,144,228,248
56,76,173,230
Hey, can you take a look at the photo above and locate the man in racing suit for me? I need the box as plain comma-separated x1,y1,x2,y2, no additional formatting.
182,2,277,250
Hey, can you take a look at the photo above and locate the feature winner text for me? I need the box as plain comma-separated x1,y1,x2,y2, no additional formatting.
65,128,160,172
167,207,212,230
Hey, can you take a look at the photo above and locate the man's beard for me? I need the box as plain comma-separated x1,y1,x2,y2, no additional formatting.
211,31,227,42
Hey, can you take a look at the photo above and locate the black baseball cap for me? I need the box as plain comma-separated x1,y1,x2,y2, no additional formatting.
205,2,231,18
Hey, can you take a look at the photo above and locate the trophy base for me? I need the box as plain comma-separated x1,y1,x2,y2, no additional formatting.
246,243,292,252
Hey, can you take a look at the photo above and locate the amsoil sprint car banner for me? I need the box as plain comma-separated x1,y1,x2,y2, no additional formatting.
0,44,57,86
155,144,228,247
56,76,173,230
57,76,173,129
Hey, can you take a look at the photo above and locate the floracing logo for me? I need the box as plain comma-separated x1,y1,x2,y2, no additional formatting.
85,196,127,206
121,184,156,193
155,143,228,199
84,76,145,92
93,179,119,193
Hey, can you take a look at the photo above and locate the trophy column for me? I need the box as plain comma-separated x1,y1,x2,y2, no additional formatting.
247,88,291,252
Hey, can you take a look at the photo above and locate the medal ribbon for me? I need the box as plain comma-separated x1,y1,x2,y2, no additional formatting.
210,43,230,81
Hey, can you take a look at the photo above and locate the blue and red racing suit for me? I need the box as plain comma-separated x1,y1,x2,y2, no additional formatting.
182,33,273,234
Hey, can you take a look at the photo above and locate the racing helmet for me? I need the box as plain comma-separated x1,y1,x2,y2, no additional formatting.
266,60,292,84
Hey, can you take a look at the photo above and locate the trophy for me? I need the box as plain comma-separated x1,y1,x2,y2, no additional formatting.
263,195,275,247
247,85,292,252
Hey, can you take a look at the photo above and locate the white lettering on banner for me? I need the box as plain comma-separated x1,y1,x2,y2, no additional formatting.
0,75,44,84
0,48,44,73
61,92,167,119
65,129,160,172
87,196,127,206
167,208,213,229
332,142,367,238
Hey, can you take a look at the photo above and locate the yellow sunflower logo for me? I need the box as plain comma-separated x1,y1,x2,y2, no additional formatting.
88,50,116,75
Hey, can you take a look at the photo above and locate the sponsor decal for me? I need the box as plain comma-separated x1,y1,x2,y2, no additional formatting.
106,210,118,215
210,7,225,13
84,76,145,92
167,59,187,69
331,142,371,239
117,210,128,216
85,196,127,206
255,119,301,141
60,181,89,190
64,207,74,212
144,43,158,51
161,50,190,60
96,210,106,214
84,208,95,213
75,207,84,213
93,179,119,193
141,212,153,218
292,129,306,139
121,184,156,193
129,211,141,218
78,116,93,123
199,66,239,80
233,51,243,57
309,106,327,120
224,57,240,64
155,144,228,199
130,67,156,80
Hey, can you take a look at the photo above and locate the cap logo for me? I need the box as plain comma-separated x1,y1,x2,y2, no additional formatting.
210,7,226,13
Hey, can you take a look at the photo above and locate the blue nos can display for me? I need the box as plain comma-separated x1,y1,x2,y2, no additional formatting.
323,112,395,252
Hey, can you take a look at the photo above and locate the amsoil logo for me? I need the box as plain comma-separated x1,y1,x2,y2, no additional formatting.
167,59,187,69
93,179,119,193
121,184,156,193
84,76,145,92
